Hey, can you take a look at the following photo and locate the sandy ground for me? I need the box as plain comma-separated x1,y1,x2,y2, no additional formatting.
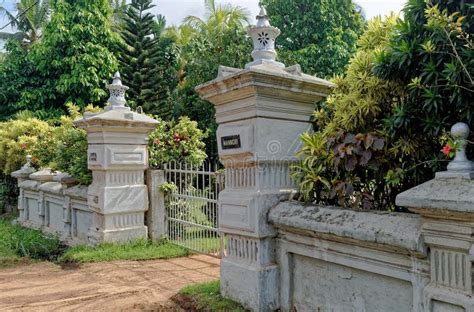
0,255,220,312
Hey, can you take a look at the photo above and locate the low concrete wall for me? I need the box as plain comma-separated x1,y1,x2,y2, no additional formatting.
15,170,91,245
268,201,429,312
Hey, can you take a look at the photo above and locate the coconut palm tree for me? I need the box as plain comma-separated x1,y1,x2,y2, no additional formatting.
183,0,250,36
164,24,195,47
0,0,50,45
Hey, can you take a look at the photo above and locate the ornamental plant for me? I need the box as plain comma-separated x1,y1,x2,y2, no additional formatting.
293,15,405,210
295,1,473,210
374,0,473,150
0,117,53,175
0,104,96,185
148,116,207,168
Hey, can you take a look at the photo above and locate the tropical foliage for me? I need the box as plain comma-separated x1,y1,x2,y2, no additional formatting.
293,15,404,210
0,0,50,45
295,0,473,210
0,0,119,121
375,0,473,139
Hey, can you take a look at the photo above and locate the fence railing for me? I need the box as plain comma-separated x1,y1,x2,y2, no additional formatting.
163,160,224,257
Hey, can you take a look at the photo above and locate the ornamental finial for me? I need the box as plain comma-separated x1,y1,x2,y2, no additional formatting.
106,71,130,111
22,155,33,169
245,4,284,69
256,5,270,27
447,122,474,172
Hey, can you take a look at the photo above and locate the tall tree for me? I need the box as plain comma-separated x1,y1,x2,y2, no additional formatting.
261,0,365,78
3,0,120,118
183,0,250,37
117,0,178,117
0,0,50,45
173,0,251,158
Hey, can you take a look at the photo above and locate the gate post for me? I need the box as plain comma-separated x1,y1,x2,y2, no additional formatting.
146,169,166,240
196,7,333,311
75,72,158,243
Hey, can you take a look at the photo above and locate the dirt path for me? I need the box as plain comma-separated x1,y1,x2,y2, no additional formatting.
0,255,220,311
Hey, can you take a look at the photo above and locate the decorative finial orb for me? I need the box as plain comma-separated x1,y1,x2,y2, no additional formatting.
451,122,470,140
106,71,130,111
245,4,284,69
447,122,474,172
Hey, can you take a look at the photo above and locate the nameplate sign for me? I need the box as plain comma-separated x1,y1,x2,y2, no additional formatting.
221,135,241,150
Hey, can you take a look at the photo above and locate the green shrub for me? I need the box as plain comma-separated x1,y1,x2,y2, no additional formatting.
0,117,53,175
0,218,63,261
295,1,472,210
148,116,207,168
294,15,409,210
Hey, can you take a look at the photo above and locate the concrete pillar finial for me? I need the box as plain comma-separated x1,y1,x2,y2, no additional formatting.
447,122,474,172
246,4,284,69
22,155,33,169
106,71,130,111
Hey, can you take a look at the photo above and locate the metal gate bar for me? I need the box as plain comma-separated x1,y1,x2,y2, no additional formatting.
164,160,223,257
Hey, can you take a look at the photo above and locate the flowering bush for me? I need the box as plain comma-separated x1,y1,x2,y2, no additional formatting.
148,117,207,168
0,104,94,185
0,117,53,175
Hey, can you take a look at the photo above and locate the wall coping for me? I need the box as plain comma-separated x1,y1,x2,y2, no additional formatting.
38,182,63,195
18,179,41,191
64,185,88,200
29,169,57,182
396,177,474,218
269,201,425,255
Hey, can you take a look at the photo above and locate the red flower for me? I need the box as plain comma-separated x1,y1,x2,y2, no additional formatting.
153,139,161,145
20,143,27,150
441,144,452,156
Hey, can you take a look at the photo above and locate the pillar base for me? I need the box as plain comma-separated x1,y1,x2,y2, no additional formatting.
220,257,279,311
101,226,148,243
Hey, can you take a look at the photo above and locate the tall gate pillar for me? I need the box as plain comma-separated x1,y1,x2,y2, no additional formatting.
75,72,158,243
196,7,333,311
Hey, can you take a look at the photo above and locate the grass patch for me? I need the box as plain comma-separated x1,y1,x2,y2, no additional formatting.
0,215,191,267
60,239,189,263
178,280,248,312
170,237,222,255
0,217,63,267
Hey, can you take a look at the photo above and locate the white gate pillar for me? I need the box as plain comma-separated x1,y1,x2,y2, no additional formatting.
196,7,333,311
75,72,158,243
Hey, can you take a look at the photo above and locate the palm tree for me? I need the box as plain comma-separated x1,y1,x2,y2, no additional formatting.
183,0,250,36
164,24,195,47
0,0,50,45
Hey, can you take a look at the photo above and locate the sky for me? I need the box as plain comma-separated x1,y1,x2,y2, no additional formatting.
149,0,405,27
0,0,406,49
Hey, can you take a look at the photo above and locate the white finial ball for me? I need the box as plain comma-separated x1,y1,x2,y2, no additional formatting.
451,122,470,140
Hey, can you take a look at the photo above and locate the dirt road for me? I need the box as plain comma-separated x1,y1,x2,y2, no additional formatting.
0,255,220,311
